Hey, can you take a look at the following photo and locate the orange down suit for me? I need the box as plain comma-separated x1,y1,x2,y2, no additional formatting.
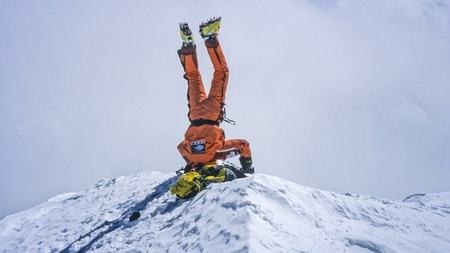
177,38,251,166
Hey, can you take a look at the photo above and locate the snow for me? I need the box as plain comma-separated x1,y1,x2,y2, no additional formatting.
0,172,449,253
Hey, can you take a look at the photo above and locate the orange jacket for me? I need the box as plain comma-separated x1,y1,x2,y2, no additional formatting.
177,124,251,165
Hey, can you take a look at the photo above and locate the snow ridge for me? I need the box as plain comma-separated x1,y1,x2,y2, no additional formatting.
0,172,449,253
59,175,178,253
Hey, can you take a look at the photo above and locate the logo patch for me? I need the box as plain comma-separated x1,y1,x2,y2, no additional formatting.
191,140,206,154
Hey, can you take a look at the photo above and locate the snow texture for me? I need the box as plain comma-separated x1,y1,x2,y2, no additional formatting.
0,172,449,252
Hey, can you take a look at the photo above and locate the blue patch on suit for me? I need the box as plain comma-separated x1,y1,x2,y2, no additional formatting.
191,140,206,154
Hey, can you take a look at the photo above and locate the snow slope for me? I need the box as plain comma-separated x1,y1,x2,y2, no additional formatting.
0,172,449,253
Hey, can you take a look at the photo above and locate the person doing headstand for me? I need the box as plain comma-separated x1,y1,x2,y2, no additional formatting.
177,17,254,174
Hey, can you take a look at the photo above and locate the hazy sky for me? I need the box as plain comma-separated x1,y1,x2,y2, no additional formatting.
1,0,449,219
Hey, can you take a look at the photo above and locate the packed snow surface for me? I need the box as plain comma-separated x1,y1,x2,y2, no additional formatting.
0,172,449,252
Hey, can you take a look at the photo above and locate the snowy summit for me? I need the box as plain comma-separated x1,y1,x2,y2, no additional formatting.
0,172,449,252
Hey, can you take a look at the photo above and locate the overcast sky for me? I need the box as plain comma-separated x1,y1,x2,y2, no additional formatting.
1,0,449,219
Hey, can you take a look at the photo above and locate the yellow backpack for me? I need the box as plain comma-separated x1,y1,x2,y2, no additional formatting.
169,171,203,199
170,164,246,199
200,165,235,183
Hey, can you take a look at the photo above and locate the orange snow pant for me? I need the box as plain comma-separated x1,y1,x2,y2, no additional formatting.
177,38,251,166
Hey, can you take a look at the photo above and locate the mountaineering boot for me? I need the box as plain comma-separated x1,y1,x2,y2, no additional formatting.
180,22,194,47
199,17,221,40
239,157,254,174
